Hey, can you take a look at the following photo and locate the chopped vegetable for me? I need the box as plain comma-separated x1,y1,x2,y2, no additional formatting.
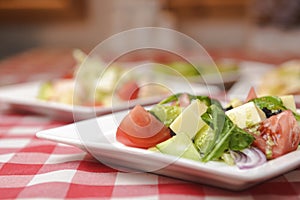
37,49,171,107
116,105,171,149
199,104,254,162
149,104,182,127
258,60,300,96
251,96,300,121
116,92,300,169
247,110,300,159
37,79,76,104
245,87,258,102
251,96,286,112
230,147,266,169
156,132,201,161
194,124,215,155
117,81,140,100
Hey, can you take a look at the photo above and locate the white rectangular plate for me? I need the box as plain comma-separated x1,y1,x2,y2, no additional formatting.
36,108,300,191
0,80,219,121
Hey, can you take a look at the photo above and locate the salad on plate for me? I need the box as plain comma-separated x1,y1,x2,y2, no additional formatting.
116,89,300,169
36,49,170,107
258,60,300,96
153,58,240,89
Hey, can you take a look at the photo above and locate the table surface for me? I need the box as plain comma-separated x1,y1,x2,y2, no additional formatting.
0,48,300,199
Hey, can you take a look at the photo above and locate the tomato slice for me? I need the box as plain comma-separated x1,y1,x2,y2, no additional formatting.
117,81,140,100
245,87,257,102
116,105,171,148
252,110,300,159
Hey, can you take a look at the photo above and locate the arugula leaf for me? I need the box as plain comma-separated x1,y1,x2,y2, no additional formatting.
201,104,225,136
251,96,285,111
199,104,254,162
229,127,255,151
251,96,300,121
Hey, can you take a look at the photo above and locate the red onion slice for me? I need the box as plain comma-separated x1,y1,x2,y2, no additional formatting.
230,147,266,169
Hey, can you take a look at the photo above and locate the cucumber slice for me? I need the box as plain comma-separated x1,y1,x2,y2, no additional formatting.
156,132,201,161
194,124,215,154
150,104,182,127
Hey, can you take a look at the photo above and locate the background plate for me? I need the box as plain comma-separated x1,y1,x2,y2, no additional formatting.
228,61,300,106
0,80,219,121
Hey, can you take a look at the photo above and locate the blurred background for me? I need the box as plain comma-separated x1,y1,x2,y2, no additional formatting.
0,0,299,60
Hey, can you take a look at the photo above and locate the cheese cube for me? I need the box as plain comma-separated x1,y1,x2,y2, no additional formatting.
280,95,297,112
225,102,266,128
170,99,207,139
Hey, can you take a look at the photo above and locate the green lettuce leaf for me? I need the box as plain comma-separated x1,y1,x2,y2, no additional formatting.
251,96,300,121
198,104,254,162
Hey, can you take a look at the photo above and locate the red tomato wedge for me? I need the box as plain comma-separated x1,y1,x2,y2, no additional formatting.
117,81,140,100
252,110,300,159
245,87,258,102
116,105,171,148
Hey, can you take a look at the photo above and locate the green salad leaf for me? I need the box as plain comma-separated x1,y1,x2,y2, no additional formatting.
150,93,222,127
196,104,254,162
251,96,300,121
251,96,285,111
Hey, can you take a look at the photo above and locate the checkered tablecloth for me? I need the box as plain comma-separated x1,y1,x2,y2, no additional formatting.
1,110,300,199
0,48,76,86
1,48,300,199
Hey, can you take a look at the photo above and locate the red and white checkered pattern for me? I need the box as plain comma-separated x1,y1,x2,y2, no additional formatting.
0,48,76,86
0,111,300,199
1,48,300,199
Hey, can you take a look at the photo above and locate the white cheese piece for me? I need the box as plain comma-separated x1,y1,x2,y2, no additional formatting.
170,99,208,139
280,95,297,112
225,101,266,129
